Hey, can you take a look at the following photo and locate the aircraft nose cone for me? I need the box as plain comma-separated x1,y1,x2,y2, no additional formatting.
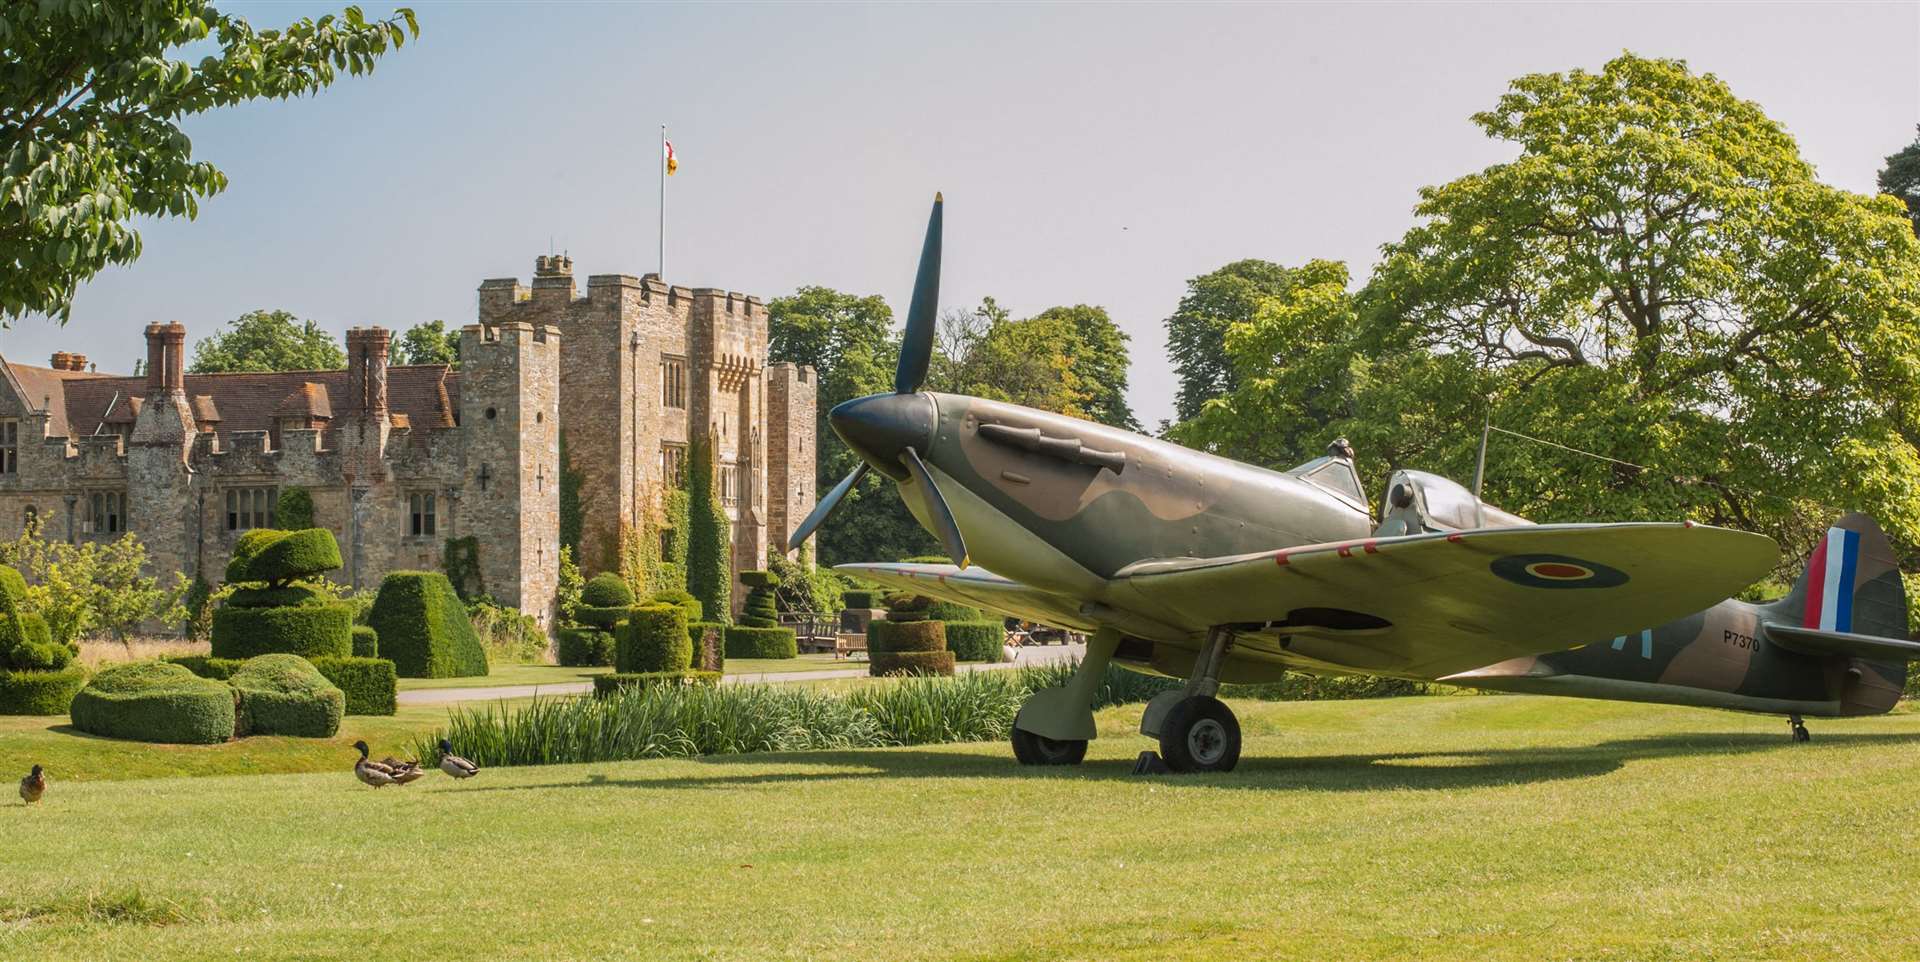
830,393,936,474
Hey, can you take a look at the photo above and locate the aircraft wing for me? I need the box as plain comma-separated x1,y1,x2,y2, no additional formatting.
836,563,1099,633
1111,522,1778,678
1763,624,1920,662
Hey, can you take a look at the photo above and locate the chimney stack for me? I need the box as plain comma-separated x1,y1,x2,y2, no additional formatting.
143,324,167,395
344,327,393,419
50,351,70,370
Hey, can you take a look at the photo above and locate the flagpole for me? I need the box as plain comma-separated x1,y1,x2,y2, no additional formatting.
658,123,666,279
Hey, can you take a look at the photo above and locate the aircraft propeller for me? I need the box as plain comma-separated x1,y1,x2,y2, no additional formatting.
785,193,969,568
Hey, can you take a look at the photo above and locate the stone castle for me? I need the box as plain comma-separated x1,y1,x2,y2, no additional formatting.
0,256,817,626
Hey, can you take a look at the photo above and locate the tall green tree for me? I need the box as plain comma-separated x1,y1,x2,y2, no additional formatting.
188,309,345,373
683,433,732,624
1164,260,1296,424
767,286,935,565
1879,125,1920,238
395,319,459,367
1,3,418,325
937,301,1140,431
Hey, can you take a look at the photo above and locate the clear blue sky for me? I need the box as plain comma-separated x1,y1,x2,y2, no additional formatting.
6,1,1915,428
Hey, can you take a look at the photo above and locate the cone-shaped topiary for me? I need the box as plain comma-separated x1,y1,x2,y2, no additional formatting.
366,571,489,678
739,570,780,628
230,654,344,738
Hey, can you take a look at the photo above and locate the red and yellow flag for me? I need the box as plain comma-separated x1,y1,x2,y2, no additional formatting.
664,139,678,176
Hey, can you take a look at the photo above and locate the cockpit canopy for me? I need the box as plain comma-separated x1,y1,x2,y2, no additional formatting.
1285,454,1367,510
1375,469,1531,536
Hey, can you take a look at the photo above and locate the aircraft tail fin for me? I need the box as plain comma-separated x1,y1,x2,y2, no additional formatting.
1764,513,1908,642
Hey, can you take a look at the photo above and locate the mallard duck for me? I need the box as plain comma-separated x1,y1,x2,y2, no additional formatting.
380,755,428,785
352,740,414,788
437,739,480,780
19,764,45,804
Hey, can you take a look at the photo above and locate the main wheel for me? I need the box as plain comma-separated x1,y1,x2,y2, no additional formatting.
1792,724,1811,743
1011,727,1088,766
1157,696,1241,773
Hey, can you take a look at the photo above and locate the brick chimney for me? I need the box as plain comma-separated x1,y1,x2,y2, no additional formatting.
143,323,185,396
68,353,87,371
50,351,70,370
344,327,392,419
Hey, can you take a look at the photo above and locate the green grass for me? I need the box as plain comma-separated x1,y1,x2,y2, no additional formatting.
396,663,611,691
725,653,872,675
6,695,1920,960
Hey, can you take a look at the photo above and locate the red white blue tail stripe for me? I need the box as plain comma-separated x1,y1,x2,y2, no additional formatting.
1802,526,1860,632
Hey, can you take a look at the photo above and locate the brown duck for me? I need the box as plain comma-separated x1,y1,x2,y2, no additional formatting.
353,741,424,788
19,764,45,804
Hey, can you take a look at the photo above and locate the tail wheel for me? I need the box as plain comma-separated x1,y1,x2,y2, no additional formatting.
1158,696,1241,773
1012,727,1088,766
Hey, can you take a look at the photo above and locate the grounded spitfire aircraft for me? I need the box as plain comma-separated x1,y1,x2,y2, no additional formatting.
790,195,1920,773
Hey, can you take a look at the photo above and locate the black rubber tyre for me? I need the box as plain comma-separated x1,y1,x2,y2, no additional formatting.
1011,727,1088,766
1158,696,1241,773
1792,724,1811,743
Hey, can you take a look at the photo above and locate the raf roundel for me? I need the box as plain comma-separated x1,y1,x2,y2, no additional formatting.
1489,553,1629,590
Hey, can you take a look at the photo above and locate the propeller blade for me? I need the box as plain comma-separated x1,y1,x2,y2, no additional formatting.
786,462,869,552
893,192,943,395
899,446,968,568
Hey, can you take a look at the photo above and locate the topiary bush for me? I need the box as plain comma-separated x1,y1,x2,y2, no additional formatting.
684,434,732,624
351,625,379,658
868,619,946,653
739,569,780,628
230,654,344,738
226,585,327,609
581,572,635,609
210,603,353,660
870,650,955,677
310,656,398,715
557,627,616,667
617,604,690,674
652,588,703,624
926,600,983,622
881,592,930,622
591,670,721,697
841,589,880,610
69,661,236,744
0,666,87,715
224,528,342,585
1,563,75,675
724,625,798,660
577,606,630,630
367,571,489,678
275,487,315,530
944,621,1004,662
688,622,724,672
165,655,242,680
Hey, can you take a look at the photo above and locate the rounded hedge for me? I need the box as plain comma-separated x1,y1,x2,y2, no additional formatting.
617,604,690,674
310,656,397,715
367,571,489,678
723,625,798,660
275,487,316,530
652,588,704,623
557,627,616,667
0,666,88,715
882,593,930,618
69,661,236,744
868,619,946,653
210,603,352,660
581,572,635,609
351,625,379,658
944,621,1004,662
227,584,327,609
870,650,955,677
578,606,630,630
926,601,983,623
226,528,343,584
231,654,344,738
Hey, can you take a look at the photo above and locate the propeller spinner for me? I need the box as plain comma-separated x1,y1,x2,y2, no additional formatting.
785,193,969,567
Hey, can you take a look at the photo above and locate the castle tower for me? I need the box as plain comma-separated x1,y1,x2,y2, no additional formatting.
766,362,818,559
458,320,561,625
339,327,394,589
126,322,197,577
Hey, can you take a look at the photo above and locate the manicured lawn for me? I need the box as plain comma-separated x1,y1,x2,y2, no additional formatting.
6,695,1919,960
397,664,610,691
726,653,873,675
0,702,521,783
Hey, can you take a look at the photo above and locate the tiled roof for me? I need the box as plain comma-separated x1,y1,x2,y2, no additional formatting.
3,360,457,447
272,382,333,420
191,395,221,423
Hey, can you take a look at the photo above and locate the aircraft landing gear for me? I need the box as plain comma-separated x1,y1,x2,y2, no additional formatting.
1137,626,1242,774
1011,728,1087,765
1790,714,1811,743
1009,627,1120,766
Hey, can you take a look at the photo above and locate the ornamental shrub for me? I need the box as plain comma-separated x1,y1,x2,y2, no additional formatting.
740,570,780,628
684,434,732,625
351,625,379,658
227,585,327,608
723,625,797,660
210,603,352,660
557,627,615,667
592,670,721,697
1,563,75,673
230,654,344,738
868,619,946,653
841,589,880,610
69,661,236,744
310,656,398,715
578,606,630,630
367,571,489,678
617,604,690,674
581,572,635,609
224,528,342,585
688,622,724,671
0,666,87,715
881,593,930,622
926,601,983,623
944,621,1004,662
652,588,703,623
165,656,242,680
870,650,955,677
275,487,315,530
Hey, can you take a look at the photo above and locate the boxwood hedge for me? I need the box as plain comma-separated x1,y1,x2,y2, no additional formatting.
841,589,879,610
926,601,983,622
577,606,630,630
723,625,798,660
0,666,87,715
367,571,489,678
557,627,615,667
617,604,690,674
580,572,634,608
591,670,721,697
652,588,704,623
868,619,945,653
231,654,344,738
226,584,327,608
310,656,398,715
165,655,242,680
351,625,379,658
226,528,343,585
944,621,1004,662
210,603,352,660
69,661,236,744
688,622,724,671
869,650,955,677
